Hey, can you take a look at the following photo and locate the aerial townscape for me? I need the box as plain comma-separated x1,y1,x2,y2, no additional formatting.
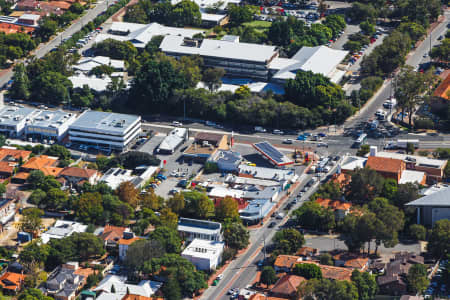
0,0,449,299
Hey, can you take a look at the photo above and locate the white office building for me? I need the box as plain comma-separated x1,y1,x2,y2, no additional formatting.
181,238,225,271
68,110,141,152
160,35,278,80
270,45,348,84
0,106,40,138
95,22,204,49
74,56,125,73
177,217,222,242
25,110,77,142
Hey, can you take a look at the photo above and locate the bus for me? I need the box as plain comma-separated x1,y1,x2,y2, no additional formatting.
352,133,367,148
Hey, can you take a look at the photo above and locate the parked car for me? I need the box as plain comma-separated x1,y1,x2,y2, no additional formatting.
283,138,293,144
172,121,182,127
273,129,284,135
268,221,277,228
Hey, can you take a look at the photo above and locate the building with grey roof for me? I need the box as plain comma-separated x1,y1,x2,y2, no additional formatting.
25,110,77,142
239,199,275,224
157,127,188,154
160,35,278,80
95,22,204,49
41,220,88,244
177,217,222,242
68,110,141,152
210,150,242,172
0,105,40,138
406,186,450,226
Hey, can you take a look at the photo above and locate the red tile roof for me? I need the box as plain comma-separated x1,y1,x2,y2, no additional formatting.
316,198,352,211
0,148,31,162
41,166,63,177
366,156,404,174
433,74,450,100
118,237,141,245
295,261,353,281
0,272,26,291
274,255,300,269
13,172,30,180
270,275,306,297
21,155,58,170
60,167,98,179
0,162,15,175
99,225,128,242
0,23,35,34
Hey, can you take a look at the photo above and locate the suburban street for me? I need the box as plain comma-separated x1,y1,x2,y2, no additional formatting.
0,0,112,88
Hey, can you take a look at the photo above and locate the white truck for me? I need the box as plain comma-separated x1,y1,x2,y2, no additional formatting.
254,126,267,133
384,139,420,150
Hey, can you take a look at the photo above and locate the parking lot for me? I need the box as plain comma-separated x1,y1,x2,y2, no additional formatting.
138,134,202,197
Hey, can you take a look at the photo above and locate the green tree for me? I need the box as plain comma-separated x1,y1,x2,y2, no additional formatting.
360,20,375,35
356,144,370,157
45,188,68,210
27,170,45,189
347,2,377,23
300,278,358,300
19,288,53,300
46,144,71,160
167,192,185,214
202,68,226,92
351,269,378,300
162,276,182,300
159,208,178,230
92,39,138,61
273,229,305,255
69,2,84,14
381,178,398,201
183,190,215,219
260,266,277,288
349,168,384,203
149,226,181,253
203,161,219,173
428,219,450,259
293,263,322,279
223,222,249,250
171,0,201,27
9,63,30,99
19,208,43,234
215,196,239,222
125,239,165,270
407,264,429,294
228,5,253,26
37,18,58,41
406,142,415,154
392,183,419,208
31,71,72,105
409,224,426,241
75,192,104,224
116,181,139,208
431,38,450,61
319,253,333,266
293,201,335,231
29,189,46,206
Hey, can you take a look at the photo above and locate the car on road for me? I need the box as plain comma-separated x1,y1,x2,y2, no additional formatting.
216,274,224,281
318,132,327,137
297,134,307,141
317,142,328,148
438,35,444,40
283,138,293,144
205,120,216,126
172,121,182,127
275,212,285,220
268,221,277,228
254,126,267,133
273,129,284,135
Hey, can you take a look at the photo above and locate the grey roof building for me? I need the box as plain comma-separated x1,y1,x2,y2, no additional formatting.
0,106,40,138
68,110,141,152
157,127,188,154
406,186,450,226
210,150,242,172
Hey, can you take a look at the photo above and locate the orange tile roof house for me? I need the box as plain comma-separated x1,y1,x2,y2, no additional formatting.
295,261,354,281
332,252,369,271
118,231,141,261
433,73,450,100
0,161,15,178
0,23,35,34
59,167,100,186
98,225,129,246
0,272,26,293
366,156,405,183
0,148,31,162
296,246,319,258
21,155,58,171
315,198,353,221
38,1,71,10
270,275,306,299
274,255,301,273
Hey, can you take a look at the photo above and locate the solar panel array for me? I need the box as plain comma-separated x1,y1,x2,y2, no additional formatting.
253,141,292,165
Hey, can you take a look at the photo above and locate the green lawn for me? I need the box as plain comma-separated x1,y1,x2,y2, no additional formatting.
242,20,272,30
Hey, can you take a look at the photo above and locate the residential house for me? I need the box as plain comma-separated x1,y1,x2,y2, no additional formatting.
20,155,60,175
0,148,31,163
431,73,450,110
274,255,301,273
366,156,405,182
94,275,162,300
38,1,71,11
41,262,94,300
0,199,16,233
58,167,100,187
177,217,222,242
181,238,225,271
406,186,450,226
375,151,447,183
377,252,424,296
16,0,39,10
332,252,369,271
41,220,88,244
270,275,306,299
118,230,141,261
296,247,319,259
294,261,353,281
98,225,129,247
0,162,15,179
0,272,26,294
183,132,229,161
315,198,353,221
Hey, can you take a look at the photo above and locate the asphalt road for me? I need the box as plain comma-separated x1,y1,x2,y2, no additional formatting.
0,0,111,87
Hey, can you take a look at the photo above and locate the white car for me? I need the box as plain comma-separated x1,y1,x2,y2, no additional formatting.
283,139,293,144
273,129,284,135
172,121,182,127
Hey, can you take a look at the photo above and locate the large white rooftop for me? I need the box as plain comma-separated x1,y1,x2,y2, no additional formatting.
160,35,278,63
171,0,241,10
69,110,141,136
271,46,348,83
96,22,204,48
0,106,39,126
69,74,112,92
74,56,125,73
100,168,136,190
182,238,224,260
27,110,77,129
95,275,162,298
